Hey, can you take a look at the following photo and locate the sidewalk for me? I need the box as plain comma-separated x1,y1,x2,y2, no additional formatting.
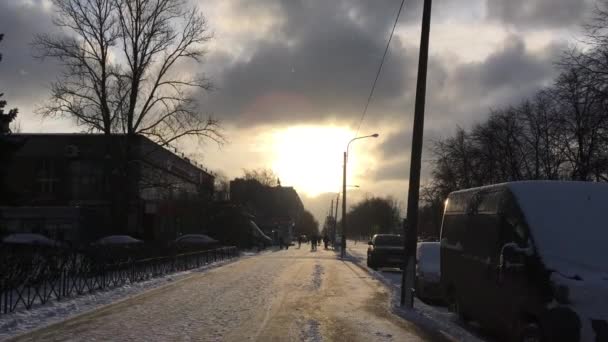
345,242,487,342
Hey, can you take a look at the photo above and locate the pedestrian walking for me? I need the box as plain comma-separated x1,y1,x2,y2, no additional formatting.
323,235,329,249
297,235,302,249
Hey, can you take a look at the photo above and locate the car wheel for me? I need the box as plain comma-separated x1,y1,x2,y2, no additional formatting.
520,323,542,342
367,256,379,270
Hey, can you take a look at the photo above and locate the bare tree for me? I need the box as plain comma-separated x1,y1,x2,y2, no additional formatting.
213,171,230,201
242,168,279,187
551,67,606,181
0,34,18,135
34,0,222,146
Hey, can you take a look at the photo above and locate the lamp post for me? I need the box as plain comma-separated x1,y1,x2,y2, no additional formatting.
341,134,379,258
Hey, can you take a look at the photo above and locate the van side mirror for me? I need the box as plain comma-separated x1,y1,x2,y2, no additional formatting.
499,243,526,271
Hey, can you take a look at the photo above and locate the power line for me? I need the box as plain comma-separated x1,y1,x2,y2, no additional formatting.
354,0,406,137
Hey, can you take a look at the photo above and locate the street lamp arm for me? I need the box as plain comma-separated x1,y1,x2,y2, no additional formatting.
346,133,379,157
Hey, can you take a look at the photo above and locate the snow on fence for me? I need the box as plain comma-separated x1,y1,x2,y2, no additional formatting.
0,247,238,315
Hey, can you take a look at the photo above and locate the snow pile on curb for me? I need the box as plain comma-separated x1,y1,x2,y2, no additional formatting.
345,245,486,342
0,255,244,340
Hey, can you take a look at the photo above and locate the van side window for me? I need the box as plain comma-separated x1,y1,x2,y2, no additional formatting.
477,191,501,213
446,194,467,213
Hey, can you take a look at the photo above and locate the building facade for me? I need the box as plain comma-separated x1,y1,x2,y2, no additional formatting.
0,134,215,244
229,178,304,243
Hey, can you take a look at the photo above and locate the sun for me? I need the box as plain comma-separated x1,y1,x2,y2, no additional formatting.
271,125,361,197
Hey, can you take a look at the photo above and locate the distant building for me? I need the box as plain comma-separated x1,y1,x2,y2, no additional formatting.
229,178,304,243
0,134,215,244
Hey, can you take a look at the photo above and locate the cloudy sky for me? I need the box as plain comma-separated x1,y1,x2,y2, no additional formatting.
0,0,594,223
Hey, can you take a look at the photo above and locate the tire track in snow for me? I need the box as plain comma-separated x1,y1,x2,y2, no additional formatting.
311,263,324,291
300,319,322,342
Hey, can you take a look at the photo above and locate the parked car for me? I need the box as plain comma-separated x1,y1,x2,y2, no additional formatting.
416,241,442,303
367,234,404,270
440,181,608,342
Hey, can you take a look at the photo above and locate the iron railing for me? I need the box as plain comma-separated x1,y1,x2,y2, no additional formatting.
0,246,238,315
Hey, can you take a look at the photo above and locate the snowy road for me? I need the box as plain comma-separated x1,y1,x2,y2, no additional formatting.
8,247,446,342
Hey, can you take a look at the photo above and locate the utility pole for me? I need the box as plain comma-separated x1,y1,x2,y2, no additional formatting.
341,151,347,258
402,0,433,308
330,199,334,218
334,192,340,246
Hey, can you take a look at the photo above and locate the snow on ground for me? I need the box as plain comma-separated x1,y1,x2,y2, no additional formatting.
346,242,488,342
0,255,243,341
9,247,442,341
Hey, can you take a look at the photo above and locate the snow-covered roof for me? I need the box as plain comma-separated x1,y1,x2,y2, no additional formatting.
507,181,608,274
2,233,61,246
249,221,272,242
175,234,218,244
94,235,142,245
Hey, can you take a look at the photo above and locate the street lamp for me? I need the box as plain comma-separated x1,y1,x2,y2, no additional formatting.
333,185,359,246
341,134,379,258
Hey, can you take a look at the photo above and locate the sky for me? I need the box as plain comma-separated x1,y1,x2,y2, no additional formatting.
0,0,595,224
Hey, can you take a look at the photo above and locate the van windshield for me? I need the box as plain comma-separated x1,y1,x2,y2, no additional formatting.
510,182,608,274
373,235,403,246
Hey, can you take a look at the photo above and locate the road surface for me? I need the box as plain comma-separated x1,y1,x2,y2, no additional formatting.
9,246,446,342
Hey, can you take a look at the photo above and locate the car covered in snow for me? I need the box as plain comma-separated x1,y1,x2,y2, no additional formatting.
440,181,608,342
366,234,404,270
415,241,442,303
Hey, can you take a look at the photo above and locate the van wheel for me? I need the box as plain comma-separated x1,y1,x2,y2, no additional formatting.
520,323,542,342
450,296,471,323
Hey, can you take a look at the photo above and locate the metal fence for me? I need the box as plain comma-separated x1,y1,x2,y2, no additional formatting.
0,246,239,315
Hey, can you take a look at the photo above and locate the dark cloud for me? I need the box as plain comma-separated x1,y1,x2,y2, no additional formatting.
427,35,562,129
0,0,569,135
0,1,59,103
375,157,409,181
202,0,566,133
202,0,418,127
486,0,592,28
374,36,561,183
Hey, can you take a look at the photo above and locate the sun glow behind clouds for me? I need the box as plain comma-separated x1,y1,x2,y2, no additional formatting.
271,126,356,197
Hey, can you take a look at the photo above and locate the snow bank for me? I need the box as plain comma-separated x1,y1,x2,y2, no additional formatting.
94,235,142,245
175,234,218,244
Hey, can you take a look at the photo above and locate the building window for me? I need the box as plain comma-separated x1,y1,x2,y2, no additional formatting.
37,160,59,194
